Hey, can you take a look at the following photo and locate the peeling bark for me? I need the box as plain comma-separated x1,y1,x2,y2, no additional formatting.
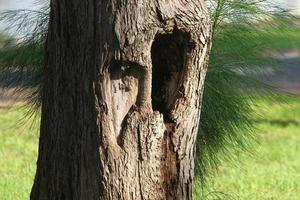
30,0,211,199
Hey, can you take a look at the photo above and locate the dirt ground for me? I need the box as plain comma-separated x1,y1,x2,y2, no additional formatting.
264,56,300,95
0,88,26,109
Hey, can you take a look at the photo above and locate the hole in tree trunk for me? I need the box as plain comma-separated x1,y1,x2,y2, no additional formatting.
151,30,190,122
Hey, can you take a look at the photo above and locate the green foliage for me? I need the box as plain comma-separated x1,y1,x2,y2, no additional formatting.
196,0,299,183
0,0,298,190
0,33,13,48
0,8,47,107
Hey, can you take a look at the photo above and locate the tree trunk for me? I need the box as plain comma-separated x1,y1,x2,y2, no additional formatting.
30,0,211,199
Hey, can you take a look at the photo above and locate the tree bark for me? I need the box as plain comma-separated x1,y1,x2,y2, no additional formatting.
30,0,211,200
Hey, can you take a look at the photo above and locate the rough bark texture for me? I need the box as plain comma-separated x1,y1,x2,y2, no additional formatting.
31,0,211,200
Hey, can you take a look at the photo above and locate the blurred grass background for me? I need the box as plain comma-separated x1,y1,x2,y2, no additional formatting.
195,95,300,199
0,106,38,199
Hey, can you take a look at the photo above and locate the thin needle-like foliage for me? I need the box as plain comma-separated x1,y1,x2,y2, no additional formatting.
0,5,48,108
196,0,298,186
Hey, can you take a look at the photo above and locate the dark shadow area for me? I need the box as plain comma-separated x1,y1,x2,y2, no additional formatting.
0,69,40,88
253,119,299,127
151,30,189,122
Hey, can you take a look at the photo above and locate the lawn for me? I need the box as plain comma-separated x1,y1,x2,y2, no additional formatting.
0,96,300,200
196,95,300,200
0,106,39,200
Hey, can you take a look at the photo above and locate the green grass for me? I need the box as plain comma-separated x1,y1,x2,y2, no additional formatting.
196,95,300,200
0,106,39,200
0,96,300,199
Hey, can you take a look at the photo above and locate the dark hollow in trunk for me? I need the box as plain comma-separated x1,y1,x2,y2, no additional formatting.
151,31,189,123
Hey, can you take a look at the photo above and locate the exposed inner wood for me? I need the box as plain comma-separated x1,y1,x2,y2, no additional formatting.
109,60,140,138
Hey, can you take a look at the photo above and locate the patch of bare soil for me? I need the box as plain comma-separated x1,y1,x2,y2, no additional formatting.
0,88,26,109
264,56,300,96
